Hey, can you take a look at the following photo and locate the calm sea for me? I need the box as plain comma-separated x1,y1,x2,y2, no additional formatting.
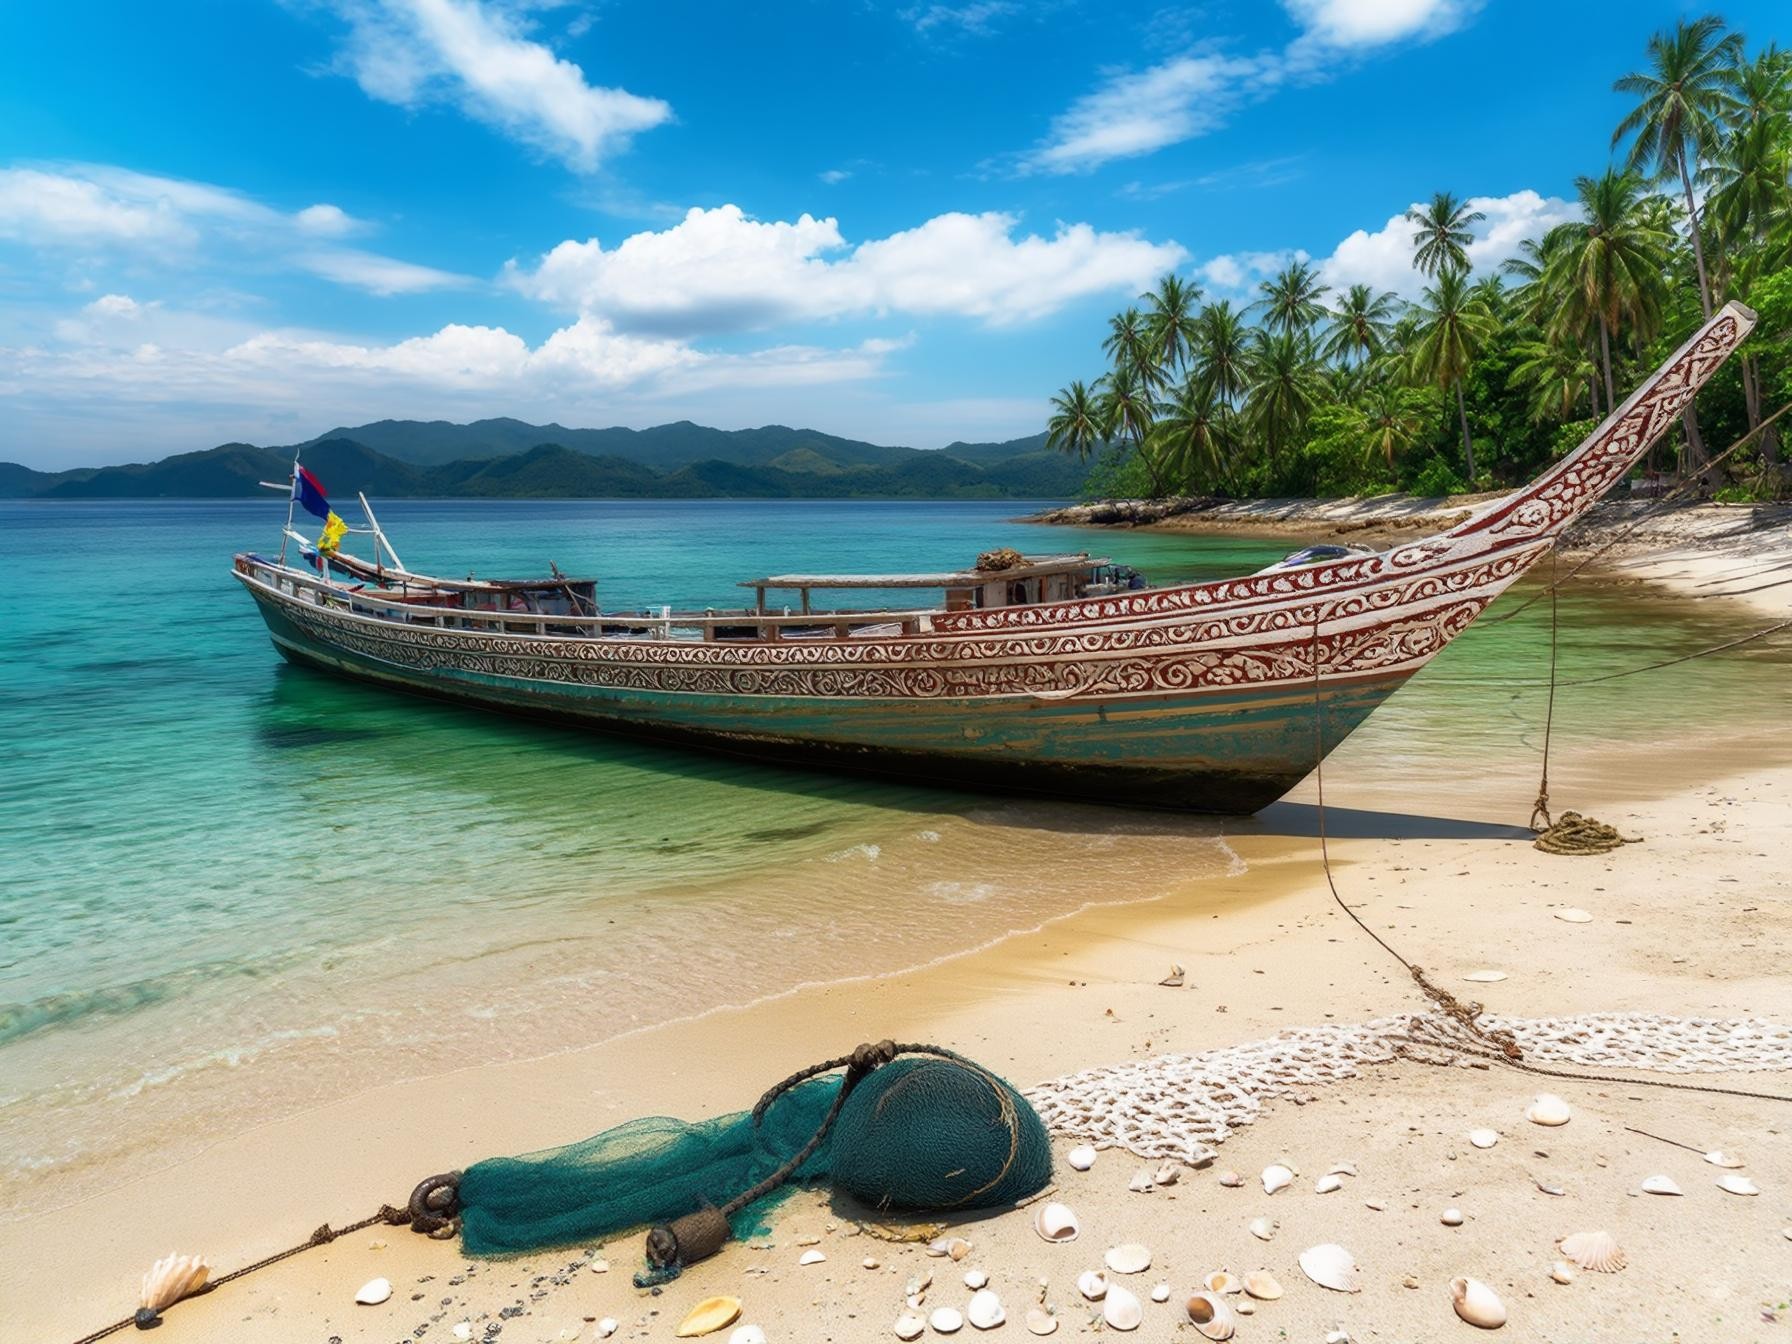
1,497,1783,1213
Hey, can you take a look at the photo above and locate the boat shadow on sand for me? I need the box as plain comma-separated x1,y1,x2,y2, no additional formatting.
1243,801,1534,842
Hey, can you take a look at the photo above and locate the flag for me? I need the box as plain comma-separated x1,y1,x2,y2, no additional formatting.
293,465,331,521
317,511,348,555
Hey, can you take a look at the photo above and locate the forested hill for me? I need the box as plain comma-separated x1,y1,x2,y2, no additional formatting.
1,423,1082,500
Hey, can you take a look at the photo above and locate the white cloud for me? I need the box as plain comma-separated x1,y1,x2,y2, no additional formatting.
1197,249,1304,293
296,248,471,295
900,2,1017,37
1282,0,1477,49
509,204,1185,336
1317,189,1577,297
819,168,852,185
319,0,671,171
86,293,144,319
294,203,361,237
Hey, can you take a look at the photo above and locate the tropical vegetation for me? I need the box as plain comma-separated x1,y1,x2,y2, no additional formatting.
1050,16,1792,503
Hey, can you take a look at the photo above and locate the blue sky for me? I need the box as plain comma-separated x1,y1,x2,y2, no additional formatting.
1,0,1784,467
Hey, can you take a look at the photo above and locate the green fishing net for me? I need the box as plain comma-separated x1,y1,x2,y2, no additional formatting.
456,1056,1051,1257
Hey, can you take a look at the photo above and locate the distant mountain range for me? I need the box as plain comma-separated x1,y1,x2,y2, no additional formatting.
1,419,1085,501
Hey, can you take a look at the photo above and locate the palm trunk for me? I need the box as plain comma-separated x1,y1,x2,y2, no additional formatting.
1741,355,1780,467
1679,155,1713,319
1454,378,1475,483
1598,316,1616,415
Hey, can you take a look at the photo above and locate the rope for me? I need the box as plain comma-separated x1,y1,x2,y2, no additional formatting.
1429,615,1792,688
1528,550,1560,831
1532,811,1642,856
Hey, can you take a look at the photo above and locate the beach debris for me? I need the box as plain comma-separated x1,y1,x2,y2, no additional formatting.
930,1306,964,1335
1216,1170,1243,1188
675,1298,743,1338
1128,1168,1154,1193
1160,964,1186,988
799,1250,827,1266
1150,1283,1171,1303
354,1277,392,1306
1640,1175,1683,1196
1525,1094,1572,1127
1066,1144,1097,1171
893,1313,925,1340
1441,1208,1465,1226
1706,1150,1745,1168
964,1269,989,1290
1204,1271,1241,1295
1450,1277,1507,1329
1468,1129,1499,1149
1154,1162,1180,1187
1315,1174,1343,1194
1552,908,1594,924
1185,1292,1236,1340
1717,1174,1760,1196
1463,970,1508,983
730,1327,767,1344
1549,1262,1575,1285
1558,1231,1625,1272
1101,1284,1142,1331
1033,1201,1080,1243
1077,1270,1108,1301
1243,1272,1282,1301
1261,1164,1293,1195
1299,1244,1361,1293
1024,1307,1058,1335
1104,1243,1151,1275
967,1289,1005,1330
138,1252,210,1325
1248,1217,1277,1242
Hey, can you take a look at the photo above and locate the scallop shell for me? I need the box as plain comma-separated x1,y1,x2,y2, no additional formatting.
1203,1271,1240,1295
927,1236,972,1260
1549,1262,1575,1285
675,1297,742,1337
1067,1143,1097,1170
1261,1164,1293,1195
1315,1174,1343,1194
1032,1201,1079,1244
1248,1217,1276,1242
1552,908,1593,923
1077,1269,1108,1301
1104,1243,1151,1275
893,1314,925,1341
1468,1129,1498,1149
1441,1208,1464,1226
1558,1230,1625,1272
1450,1277,1507,1329
140,1253,210,1314
1185,1292,1235,1340
1525,1094,1572,1126
1243,1271,1282,1301
355,1277,392,1306
729,1328,766,1344
1024,1308,1058,1336
1717,1174,1760,1196
1299,1243,1361,1293
1101,1284,1142,1332
1640,1174,1682,1196
1704,1149,1744,1168
967,1289,1005,1330
1216,1170,1243,1188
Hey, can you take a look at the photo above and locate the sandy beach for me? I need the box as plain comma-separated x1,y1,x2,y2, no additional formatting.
10,538,1791,1344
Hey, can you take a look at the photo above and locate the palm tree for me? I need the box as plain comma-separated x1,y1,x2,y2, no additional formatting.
1405,191,1485,276
1356,386,1430,468
1546,169,1670,412
1244,329,1323,465
1192,301,1251,407
1096,366,1163,493
1046,381,1105,461
1101,307,1158,387
1151,377,1235,491
1511,338,1597,424
1255,261,1329,335
1408,266,1497,481
1612,15,1743,317
1320,284,1399,369
1141,273,1202,376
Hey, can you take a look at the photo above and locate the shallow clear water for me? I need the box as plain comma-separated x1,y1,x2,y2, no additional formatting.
1,498,1784,1211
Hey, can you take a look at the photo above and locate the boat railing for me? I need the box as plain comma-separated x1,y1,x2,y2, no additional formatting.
238,556,941,641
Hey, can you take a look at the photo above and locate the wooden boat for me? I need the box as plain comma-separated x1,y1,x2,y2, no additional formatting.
234,302,1755,813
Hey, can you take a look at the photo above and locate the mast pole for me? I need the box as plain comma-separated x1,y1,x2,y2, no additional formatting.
279,451,300,567
358,491,406,573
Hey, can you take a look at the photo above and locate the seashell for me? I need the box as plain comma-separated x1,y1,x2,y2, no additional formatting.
1315,1174,1343,1194
1536,1181,1564,1197
1558,1230,1625,1272
1261,1164,1293,1195
1216,1169,1243,1188
1033,1201,1080,1244
1717,1174,1759,1196
893,1314,925,1341
949,1238,972,1261
1525,1094,1572,1126
597,1320,618,1339
799,1250,826,1266
1640,1174,1682,1196
676,1297,742,1337
1450,1276,1507,1329
967,1289,1005,1330
1128,1168,1154,1193
1704,1149,1743,1168
1025,1308,1058,1336
1234,1300,1254,1316
1441,1208,1464,1226
1185,1292,1235,1340
1150,1283,1171,1303
1077,1270,1108,1301
590,1258,610,1274
1549,1261,1575,1285
1104,1243,1151,1275
864,1257,881,1270
1327,1161,1357,1177
1248,1217,1276,1242
1324,1333,1348,1344
1243,1271,1282,1301
1160,964,1186,988
964,1269,988,1290
1101,1284,1142,1331
730,1328,766,1344
1203,1271,1240,1295
1553,908,1593,923
1066,1144,1097,1171
1299,1243,1361,1293
355,1277,392,1306
1154,1162,1180,1187
1463,970,1508,982
140,1253,210,1316
929,1307,964,1335
1468,1129,1498,1149
453,1325,473,1343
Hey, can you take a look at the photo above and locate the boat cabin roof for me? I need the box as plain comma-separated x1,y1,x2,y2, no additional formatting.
739,553,1110,591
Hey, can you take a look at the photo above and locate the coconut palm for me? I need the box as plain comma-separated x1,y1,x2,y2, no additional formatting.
1612,15,1744,316
1151,377,1236,491
1405,192,1486,277
1141,273,1203,376
1356,386,1430,468
1101,307,1158,386
1046,381,1105,461
1244,329,1324,464
1190,301,1252,411
1511,338,1598,424
1408,266,1497,481
1096,366,1163,493
1320,284,1399,370
1255,261,1330,335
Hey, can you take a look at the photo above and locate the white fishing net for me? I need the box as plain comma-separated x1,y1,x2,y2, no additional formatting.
1024,1013,1792,1164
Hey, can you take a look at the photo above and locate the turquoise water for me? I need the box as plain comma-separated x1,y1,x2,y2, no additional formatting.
1,498,1784,1212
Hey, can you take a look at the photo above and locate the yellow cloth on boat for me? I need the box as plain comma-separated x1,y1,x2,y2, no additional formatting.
317,511,347,555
